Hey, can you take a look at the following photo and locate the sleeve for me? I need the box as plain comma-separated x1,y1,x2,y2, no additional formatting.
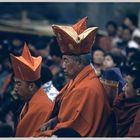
32,108,51,130
16,104,51,137
127,109,140,137
37,86,105,137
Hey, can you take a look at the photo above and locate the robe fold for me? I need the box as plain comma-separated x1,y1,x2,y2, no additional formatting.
113,94,140,137
16,88,52,137
36,65,113,137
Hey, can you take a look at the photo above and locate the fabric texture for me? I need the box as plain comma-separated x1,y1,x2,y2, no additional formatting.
10,43,42,81
127,108,140,137
37,65,113,137
42,81,59,102
52,17,98,55
113,94,140,137
16,88,52,137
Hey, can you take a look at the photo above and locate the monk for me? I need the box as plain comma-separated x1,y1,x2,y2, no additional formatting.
100,67,126,107
113,64,140,137
36,17,114,137
10,43,52,137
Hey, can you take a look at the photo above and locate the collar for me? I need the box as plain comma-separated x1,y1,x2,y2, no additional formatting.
28,87,45,105
72,64,97,86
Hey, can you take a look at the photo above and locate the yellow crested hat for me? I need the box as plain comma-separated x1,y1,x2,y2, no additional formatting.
52,17,98,55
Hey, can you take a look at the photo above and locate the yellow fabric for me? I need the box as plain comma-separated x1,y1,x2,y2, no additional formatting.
52,17,98,55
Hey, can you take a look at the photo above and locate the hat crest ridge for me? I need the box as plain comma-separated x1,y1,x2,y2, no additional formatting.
22,42,34,66
72,17,87,35
52,17,98,55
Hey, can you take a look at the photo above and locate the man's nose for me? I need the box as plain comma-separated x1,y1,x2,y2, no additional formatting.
14,84,19,92
62,62,66,69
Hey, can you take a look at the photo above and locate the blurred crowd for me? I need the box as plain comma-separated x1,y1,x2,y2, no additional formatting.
0,14,140,137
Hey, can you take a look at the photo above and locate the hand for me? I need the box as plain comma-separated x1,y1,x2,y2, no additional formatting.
39,117,58,132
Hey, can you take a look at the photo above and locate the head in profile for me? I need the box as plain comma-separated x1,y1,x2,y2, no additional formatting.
52,17,98,80
10,43,42,101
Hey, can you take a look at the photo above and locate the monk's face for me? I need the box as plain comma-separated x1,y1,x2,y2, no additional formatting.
62,55,80,79
124,75,136,98
13,78,33,101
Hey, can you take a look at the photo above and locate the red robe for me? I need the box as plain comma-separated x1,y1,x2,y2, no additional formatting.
128,108,140,136
16,88,52,137
113,94,140,137
37,65,113,137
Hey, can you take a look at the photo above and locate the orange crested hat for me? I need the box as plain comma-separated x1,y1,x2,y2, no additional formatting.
10,43,42,81
52,17,98,55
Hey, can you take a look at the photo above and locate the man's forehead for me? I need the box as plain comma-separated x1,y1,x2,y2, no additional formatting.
14,77,22,82
62,55,74,59
62,55,68,58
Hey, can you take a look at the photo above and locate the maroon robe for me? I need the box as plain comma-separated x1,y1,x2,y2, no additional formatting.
113,94,140,137
127,108,140,136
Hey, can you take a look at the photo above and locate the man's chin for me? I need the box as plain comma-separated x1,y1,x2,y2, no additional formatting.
18,95,24,100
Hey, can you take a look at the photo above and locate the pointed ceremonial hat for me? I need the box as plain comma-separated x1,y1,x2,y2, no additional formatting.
52,17,98,55
10,43,42,81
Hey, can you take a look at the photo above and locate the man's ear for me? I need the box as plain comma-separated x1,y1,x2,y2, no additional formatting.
136,88,140,96
75,57,82,67
76,59,81,66
29,83,35,91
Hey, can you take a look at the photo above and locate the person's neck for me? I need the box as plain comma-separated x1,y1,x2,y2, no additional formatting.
32,86,40,94
70,64,87,80
26,87,40,102
94,63,102,68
